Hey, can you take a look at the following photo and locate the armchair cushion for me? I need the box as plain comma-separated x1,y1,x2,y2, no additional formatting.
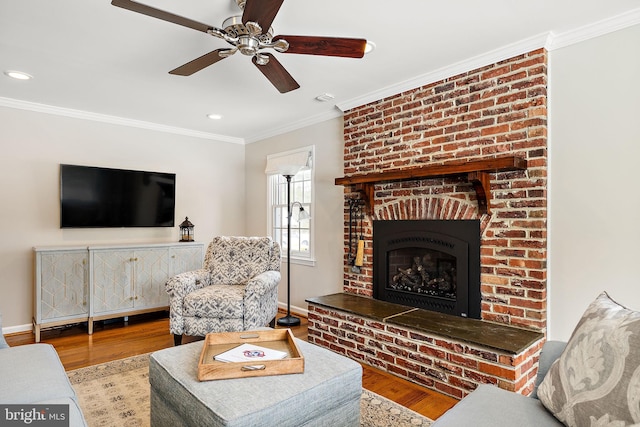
208,236,274,285
183,285,245,319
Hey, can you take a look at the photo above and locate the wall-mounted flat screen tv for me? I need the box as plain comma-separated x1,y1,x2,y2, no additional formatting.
60,164,176,228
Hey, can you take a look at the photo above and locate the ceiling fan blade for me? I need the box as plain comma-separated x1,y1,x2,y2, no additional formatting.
274,35,367,58
242,0,284,34
252,54,300,93
111,0,212,33
169,49,229,76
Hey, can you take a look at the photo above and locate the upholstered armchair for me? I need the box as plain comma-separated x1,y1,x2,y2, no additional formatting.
166,236,281,345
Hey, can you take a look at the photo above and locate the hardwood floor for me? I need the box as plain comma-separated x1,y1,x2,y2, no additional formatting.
5,311,457,420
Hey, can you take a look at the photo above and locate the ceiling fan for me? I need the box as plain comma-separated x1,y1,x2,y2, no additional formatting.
111,0,368,93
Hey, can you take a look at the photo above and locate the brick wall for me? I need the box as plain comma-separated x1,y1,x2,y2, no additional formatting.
308,48,548,399
341,48,547,331
308,304,544,398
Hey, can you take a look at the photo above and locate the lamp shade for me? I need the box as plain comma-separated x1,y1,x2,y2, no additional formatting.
298,206,310,220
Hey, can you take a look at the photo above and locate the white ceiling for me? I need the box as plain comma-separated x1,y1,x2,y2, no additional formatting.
1,1,639,144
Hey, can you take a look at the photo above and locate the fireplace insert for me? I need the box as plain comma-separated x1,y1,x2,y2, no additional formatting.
373,220,481,319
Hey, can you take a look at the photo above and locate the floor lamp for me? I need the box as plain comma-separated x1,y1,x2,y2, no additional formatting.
277,173,310,327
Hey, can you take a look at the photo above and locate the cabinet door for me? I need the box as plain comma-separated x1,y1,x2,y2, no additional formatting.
133,247,170,308
170,245,204,276
38,251,89,321
92,250,135,314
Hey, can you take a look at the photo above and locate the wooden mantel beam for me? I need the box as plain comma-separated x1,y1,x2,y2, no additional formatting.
335,156,527,215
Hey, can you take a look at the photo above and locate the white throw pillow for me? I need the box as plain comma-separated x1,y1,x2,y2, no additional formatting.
538,292,640,426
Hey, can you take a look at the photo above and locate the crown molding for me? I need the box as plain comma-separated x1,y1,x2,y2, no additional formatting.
338,8,640,112
336,32,550,112
2,8,639,143
546,7,640,51
0,97,245,145
244,107,343,144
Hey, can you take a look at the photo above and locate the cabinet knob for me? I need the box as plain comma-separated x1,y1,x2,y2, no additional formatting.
130,257,138,262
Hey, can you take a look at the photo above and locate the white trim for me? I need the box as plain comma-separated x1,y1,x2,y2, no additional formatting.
2,8,639,144
2,323,32,335
338,8,640,112
337,32,550,112
267,146,316,263
245,108,342,144
277,302,309,318
546,8,640,51
0,97,245,144
283,257,317,267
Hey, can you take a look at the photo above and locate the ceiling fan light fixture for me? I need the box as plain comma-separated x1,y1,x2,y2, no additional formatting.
4,70,33,80
364,41,376,54
238,36,260,55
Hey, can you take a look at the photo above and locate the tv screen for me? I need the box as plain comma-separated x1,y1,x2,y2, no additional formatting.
60,164,176,228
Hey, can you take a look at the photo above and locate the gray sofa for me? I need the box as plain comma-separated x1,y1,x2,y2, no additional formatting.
0,311,87,426
433,340,566,427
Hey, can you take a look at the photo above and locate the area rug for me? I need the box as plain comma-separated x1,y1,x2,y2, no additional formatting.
67,353,432,427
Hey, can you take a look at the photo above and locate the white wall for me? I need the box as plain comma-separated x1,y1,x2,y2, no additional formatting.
244,118,345,314
548,24,640,340
0,107,246,329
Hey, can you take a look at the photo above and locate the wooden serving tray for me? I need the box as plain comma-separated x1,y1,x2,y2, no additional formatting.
197,329,304,381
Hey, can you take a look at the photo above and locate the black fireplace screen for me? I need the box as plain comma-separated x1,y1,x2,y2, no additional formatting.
373,220,481,319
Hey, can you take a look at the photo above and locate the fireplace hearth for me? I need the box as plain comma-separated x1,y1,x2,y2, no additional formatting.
373,220,481,319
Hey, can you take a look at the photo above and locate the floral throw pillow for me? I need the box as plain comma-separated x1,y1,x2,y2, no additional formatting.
538,292,640,426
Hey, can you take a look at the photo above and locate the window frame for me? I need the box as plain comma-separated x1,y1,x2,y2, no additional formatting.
266,146,315,266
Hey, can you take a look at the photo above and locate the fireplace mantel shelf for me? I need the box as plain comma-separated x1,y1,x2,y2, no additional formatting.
335,156,527,214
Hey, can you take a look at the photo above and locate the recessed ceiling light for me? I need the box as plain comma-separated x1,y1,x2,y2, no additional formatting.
364,41,376,55
207,113,222,120
4,70,33,80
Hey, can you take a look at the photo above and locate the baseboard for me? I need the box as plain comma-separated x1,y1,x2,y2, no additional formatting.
277,302,308,318
2,323,33,336
2,306,308,337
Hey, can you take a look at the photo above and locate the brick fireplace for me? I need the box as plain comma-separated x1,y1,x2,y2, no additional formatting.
307,48,548,399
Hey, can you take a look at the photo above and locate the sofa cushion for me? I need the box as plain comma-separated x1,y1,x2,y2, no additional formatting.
0,310,9,349
207,236,274,285
432,384,562,427
0,344,78,404
531,341,567,399
538,292,640,426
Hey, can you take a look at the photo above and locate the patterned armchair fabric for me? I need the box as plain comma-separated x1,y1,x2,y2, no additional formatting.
166,236,281,344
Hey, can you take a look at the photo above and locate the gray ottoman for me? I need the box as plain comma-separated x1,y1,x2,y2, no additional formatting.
149,338,362,427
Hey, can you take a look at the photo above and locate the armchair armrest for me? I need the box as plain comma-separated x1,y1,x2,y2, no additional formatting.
244,270,281,330
165,268,210,299
245,270,281,296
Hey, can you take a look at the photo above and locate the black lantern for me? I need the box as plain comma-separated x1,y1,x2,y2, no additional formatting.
179,217,194,242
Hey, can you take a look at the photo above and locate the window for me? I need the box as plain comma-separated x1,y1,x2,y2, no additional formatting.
266,147,314,264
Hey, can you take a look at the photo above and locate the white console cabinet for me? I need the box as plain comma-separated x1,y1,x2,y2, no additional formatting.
33,242,204,342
